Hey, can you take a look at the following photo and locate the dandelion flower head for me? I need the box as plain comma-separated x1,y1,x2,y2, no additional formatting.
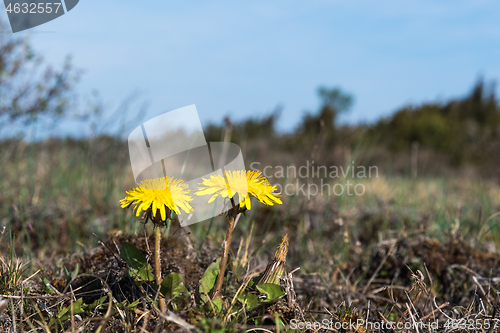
120,177,193,221
195,170,282,210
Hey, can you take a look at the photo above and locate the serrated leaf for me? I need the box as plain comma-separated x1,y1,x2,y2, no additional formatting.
198,258,221,301
160,273,188,299
256,284,285,303
120,242,154,282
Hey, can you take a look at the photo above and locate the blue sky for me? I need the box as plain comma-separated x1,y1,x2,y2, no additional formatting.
2,0,500,137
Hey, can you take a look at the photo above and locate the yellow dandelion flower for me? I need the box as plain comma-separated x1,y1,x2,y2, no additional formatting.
195,170,282,210
120,177,193,221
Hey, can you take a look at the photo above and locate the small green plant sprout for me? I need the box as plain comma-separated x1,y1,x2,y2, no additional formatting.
48,298,85,329
120,176,193,312
196,170,282,300
63,264,80,283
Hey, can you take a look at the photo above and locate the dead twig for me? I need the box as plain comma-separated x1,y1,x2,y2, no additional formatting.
362,240,397,294
421,302,449,321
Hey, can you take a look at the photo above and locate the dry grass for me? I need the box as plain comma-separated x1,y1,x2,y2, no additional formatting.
1,137,500,331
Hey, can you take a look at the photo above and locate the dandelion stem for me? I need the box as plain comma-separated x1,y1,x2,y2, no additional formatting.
212,214,235,300
155,224,166,312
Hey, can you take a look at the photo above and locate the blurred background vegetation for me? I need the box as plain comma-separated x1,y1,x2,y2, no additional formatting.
1,19,500,278
206,78,500,179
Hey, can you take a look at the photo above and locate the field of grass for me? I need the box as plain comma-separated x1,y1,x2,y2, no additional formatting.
1,136,500,332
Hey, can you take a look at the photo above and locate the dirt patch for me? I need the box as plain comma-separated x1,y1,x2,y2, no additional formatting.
293,235,500,320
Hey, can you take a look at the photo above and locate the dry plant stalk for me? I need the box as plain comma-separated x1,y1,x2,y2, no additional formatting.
399,269,427,322
257,235,289,286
